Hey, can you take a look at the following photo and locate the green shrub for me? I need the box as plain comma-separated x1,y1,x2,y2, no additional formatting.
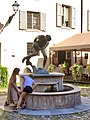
87,64,90,76
48,64,56,72
0,65,8,87
60,61,69,74
71,64,83,81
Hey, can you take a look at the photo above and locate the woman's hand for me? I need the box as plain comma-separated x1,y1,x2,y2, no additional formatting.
17,89,22,96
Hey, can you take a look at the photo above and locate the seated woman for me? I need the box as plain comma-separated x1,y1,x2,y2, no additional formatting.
13,74,37,112
4,68,20,106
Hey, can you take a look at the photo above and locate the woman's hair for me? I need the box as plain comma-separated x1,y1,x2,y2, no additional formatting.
12,68,20,75
9,68,20,82
23,67,31,73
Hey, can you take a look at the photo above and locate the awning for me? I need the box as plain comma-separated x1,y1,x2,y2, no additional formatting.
50,32,90,51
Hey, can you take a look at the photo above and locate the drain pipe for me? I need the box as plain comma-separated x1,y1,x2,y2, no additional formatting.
80,0,83,64
81,0,83,33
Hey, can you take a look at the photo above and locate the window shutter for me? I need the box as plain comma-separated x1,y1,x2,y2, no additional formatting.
19,10,27,30
87,10,90,31
40,13,46,32
56,3,62,27
70,7,76,29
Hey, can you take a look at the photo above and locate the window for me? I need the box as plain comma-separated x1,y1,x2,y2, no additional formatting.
66,51,71,59
27,12,40,30
27,42,36,55
56,3,76,28
87,10,90,31
19,10,46,31
62,5,70,27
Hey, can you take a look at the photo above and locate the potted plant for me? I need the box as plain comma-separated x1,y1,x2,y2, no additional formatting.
48,64,56,72
71,64,83,81
60,61,69,75
86,64,90,77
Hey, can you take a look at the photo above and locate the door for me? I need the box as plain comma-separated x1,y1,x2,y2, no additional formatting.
58,51,66,64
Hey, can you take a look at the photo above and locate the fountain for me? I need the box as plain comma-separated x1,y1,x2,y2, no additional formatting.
21,38,81,110
24,73,81,110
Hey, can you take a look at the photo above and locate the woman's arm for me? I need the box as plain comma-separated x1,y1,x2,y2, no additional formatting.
32,82,37,91
19,75,25,91
19,73,32,77
10,81,21,95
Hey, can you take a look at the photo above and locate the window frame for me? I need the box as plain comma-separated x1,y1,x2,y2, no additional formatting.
27,42,40,56
19,10,46,32
62,4,70,27
27,11,40,30
56,3,76,29
27,42,35,55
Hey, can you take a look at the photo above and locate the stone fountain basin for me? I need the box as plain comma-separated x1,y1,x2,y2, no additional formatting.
29,72,65,91
25,84,81,110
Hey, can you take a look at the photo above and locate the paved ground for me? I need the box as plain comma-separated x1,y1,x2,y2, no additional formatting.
0,87,90,119
0,95,6,106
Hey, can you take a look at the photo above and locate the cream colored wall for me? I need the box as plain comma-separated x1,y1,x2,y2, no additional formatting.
0,0,89,74
83,0,90,32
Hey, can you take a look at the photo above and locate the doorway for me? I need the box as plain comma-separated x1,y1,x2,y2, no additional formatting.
58,51,66,64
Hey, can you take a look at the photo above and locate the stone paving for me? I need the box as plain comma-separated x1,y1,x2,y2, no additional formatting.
0,109,90,120
0,87,90,120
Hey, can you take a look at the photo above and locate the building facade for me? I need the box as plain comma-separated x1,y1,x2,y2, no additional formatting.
0,0,90,74
50,0,90,68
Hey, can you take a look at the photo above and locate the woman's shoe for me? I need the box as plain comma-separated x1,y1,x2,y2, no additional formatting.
4,101,10,106
13,108,21,113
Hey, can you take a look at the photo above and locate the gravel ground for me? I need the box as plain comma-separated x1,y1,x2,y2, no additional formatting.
0,110,90,120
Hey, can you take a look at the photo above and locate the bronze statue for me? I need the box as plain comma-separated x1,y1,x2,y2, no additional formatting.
22,35,51,67
25,60,49,74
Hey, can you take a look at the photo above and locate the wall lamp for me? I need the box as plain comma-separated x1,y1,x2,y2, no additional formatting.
12,1,20,13
0,1,20,33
